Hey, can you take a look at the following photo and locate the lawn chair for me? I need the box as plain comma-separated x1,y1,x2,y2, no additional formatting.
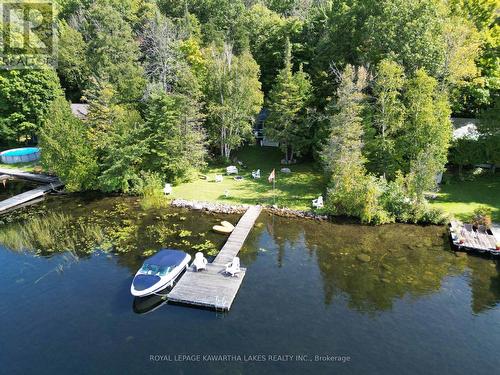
163,183,172,195
477,225,487,234
215,174,223,183
191,252,208,272
251,169,261,179
312,195,324,209
461,223,473,237
224,257,241,277
226,166,238,175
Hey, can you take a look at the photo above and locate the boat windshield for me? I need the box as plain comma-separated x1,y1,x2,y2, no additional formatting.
141,264,171,276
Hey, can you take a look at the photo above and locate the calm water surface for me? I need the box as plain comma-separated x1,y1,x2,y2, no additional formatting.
0,195,499,375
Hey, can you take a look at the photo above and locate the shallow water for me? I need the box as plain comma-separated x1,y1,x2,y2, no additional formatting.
0,195,499,374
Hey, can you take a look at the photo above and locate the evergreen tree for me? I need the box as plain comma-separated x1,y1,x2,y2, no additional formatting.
266,39,312,163
85,83,146,192
142,88,207,182
321,65,368,216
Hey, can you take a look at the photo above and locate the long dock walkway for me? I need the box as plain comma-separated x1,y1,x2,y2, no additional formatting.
0,181,63,213
168,205,262,311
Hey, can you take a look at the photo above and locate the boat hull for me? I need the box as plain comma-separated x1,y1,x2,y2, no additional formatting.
130,252,191,297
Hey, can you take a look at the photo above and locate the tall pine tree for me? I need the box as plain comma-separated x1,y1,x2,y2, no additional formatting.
266,38,312,163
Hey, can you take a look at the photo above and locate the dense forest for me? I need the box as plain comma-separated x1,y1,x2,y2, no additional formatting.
0,0,498,223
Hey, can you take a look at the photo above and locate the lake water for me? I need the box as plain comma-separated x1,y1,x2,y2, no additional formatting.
0,194,499,374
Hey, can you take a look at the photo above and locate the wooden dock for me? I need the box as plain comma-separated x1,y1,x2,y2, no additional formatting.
168,205,262,311
449,221,498,254
0,181,63,214
0,168,58,183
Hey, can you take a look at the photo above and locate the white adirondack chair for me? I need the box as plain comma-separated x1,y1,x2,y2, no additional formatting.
226,166,238,175
215,174,223,183
312,195,324,209
192,252,208,272
225,257,241,277
251,169,261,179
163,183,172,195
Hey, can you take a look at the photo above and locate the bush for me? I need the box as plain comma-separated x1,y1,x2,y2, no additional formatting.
136,172,168,210
360,176,393,225
380,172,413,223
417,206,448,225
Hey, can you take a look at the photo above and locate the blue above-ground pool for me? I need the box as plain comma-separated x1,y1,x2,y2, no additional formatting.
0,147,41,164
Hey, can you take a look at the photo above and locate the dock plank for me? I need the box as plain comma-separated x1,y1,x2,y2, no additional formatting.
168,205,262,310
168,264,246,310
0,182,63,213
451,221,498,253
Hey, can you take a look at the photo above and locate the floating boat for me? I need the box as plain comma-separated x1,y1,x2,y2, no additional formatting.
130,249,191,297
213,220,234,234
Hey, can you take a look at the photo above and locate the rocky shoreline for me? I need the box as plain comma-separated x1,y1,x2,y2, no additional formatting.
170,198,328,220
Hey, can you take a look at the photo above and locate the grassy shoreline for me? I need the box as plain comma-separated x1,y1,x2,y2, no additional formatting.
2,147,497,224
431,174,500,222
170,146,326,211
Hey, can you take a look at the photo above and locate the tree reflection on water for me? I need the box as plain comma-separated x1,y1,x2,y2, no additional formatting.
259,214,500,314
0,195,499,314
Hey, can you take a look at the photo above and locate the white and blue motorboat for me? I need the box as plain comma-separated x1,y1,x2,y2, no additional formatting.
130,249,191,297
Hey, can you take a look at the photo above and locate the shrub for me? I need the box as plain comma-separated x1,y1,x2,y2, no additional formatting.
380,172,413,223
417,206,448,225
360,176,393,224
136,172,168,210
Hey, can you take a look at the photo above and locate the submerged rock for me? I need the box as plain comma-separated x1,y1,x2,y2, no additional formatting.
357,254,371,262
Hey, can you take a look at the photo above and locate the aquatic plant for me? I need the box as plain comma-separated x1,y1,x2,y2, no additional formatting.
0,212,107,254
193,240,218,256
178,230,192,238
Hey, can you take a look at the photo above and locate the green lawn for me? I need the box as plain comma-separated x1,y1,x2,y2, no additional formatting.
171,146,326,211
431,174,500,222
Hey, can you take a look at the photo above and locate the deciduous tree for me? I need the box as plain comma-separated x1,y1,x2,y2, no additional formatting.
204,44,263,159
39,97,99,191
